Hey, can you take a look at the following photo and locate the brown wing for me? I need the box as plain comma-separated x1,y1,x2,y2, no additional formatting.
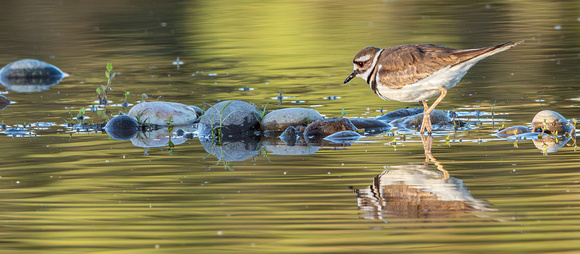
376,43,516,89
376,44,462,89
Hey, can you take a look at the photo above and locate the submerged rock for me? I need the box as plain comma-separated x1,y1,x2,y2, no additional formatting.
376,107,424,122
496,126,530,138
531,110,572,134
304,117,357,138
198,100,261,136
261,108,323,131
0,59,68,92
128,101,198,126
105,114,139,140
350,118,391,135
388,110,460,130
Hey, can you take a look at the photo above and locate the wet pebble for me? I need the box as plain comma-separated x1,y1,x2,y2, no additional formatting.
375,107,424,122
261,108,323,131
128,101,199,126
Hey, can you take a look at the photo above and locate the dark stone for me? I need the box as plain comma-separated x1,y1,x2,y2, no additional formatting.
376,107,424,122
350,117,392,135
0,59,68,92
279,126,298,145
105,114,139,140
496,126,530,138
198,100,261,136
128,101,198,126
304,117,357,138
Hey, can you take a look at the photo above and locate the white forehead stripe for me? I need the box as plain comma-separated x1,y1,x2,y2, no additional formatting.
355,55,372,62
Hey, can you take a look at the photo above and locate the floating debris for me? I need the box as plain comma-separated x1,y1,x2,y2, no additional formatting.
238,87,254,91
172,57,183,69
323,96,341,100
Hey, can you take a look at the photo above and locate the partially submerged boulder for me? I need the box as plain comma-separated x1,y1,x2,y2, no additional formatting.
350,118,391,135
388,110,460,130
531,110,572,134
261,108,323,131
304,117,357,138
105,114,139,140
496,126,530,138
128,101,198,126
0,59,68,92
375,107,424,122
198,100,261,136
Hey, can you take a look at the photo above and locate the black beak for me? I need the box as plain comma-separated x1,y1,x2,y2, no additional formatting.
344,71,356,84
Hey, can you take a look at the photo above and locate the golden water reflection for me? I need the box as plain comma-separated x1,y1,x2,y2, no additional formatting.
354,135,494,220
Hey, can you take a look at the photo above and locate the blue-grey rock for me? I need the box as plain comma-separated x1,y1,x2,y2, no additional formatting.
376,107,424,122
261,108,323,131
198,100,261,136
0,59,68,92
105,114,139,140
128,101,198,126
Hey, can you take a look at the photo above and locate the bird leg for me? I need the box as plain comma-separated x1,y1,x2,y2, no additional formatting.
420,87,448,134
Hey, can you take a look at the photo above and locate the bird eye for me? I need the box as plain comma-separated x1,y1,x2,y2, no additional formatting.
356,61,364,68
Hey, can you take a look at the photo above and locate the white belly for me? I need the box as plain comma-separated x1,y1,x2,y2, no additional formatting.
375,60,479,102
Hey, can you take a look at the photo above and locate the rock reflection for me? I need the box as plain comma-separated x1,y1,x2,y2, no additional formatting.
353,135,493,220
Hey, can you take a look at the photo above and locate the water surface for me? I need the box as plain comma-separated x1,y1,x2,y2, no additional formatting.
0,1,579,253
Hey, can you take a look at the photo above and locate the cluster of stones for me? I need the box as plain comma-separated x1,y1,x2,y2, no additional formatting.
496,110,575,153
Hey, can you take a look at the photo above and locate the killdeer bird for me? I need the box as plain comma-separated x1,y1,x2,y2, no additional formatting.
344,41,523,134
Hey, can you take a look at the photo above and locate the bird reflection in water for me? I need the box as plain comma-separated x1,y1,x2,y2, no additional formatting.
352,134,494,221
